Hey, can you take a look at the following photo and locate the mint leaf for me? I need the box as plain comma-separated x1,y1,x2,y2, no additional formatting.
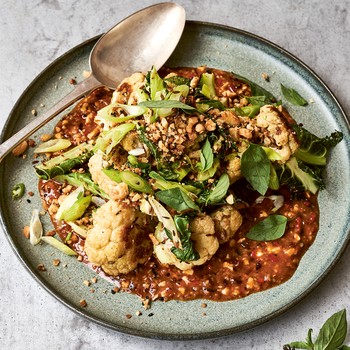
241,143,270,195
314,309,347,350
281,84,308,106
246,214,287,241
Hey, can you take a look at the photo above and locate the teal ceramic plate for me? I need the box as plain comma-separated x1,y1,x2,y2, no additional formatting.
1,21,350,340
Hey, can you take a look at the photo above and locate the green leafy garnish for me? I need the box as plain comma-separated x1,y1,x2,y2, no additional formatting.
204,173,230,204
281,84,308,106
200,138,214,172
285,309,348,350
171,215,200,262
234,73,275,102
12,183,25,199
246,214,287,241
55,172,109,199
156,187,199,212
35,143,93,180
138,100,196,111
241,143,271,195
196,100,225,111
293,125,343,166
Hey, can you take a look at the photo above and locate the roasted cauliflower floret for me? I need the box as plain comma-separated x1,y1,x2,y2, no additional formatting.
210,205,243,243
88,153,129,200
111,72,146,105
84,200,152,276
256,105,299,162
226,157,242,183
153,215,219,271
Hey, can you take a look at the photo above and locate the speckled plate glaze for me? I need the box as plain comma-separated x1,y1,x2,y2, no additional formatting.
1,21,350,340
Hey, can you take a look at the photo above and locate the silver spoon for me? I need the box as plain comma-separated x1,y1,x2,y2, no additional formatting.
0,3,185,163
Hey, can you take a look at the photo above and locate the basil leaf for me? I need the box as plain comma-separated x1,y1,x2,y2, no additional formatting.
200,138,214,172
207,173,230,204
234,73,275,102
246,214,287,241
139,100,196,111
156,187,199,212
281,84,308,106
314,309,347,350
196,100,226,111
246,96,271,106
339,346,350,350
171,215,200,262
287,341,312,349
241,143,270,195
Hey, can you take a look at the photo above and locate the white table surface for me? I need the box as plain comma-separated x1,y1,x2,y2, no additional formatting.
1,1,349,349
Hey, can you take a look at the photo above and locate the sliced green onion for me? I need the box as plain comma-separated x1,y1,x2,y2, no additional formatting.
93,123,135,154
41,236,78,256
102,168,122,183
97,103,147,123
55,186,84,221
34,139,71,153
148,196,181,248
66,221,88,238
60,195,92,222
29,209,43,246
120,171,152,193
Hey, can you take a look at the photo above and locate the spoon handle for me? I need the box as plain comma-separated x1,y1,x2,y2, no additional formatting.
0,74,101,163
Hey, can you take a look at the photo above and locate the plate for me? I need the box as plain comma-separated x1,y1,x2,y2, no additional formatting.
1,21,350,340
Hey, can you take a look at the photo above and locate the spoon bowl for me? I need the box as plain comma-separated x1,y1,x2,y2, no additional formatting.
91,3,186,89
0,3,186,162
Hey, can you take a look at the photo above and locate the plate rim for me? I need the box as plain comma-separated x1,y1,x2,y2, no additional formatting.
1,20,349,340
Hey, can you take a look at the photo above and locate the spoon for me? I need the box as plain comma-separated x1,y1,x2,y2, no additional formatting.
0,2,185,163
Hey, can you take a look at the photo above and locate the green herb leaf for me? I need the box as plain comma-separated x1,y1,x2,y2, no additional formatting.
234,73,275,102
281,84,308,106
206,173,230,204
171,215,200,262
156,187,199,212
241,143,271,195
246,214,287,241
314,309,347,350
196,100,226,111
139,100,196,111
200,138,214,172
287,341,312,349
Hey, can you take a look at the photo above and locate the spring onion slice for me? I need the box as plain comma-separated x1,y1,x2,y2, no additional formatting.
148,196,182,249
29,209,43,246
34,139,71,153
55,186,84,221
41,236,78,256
66,221,88,238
